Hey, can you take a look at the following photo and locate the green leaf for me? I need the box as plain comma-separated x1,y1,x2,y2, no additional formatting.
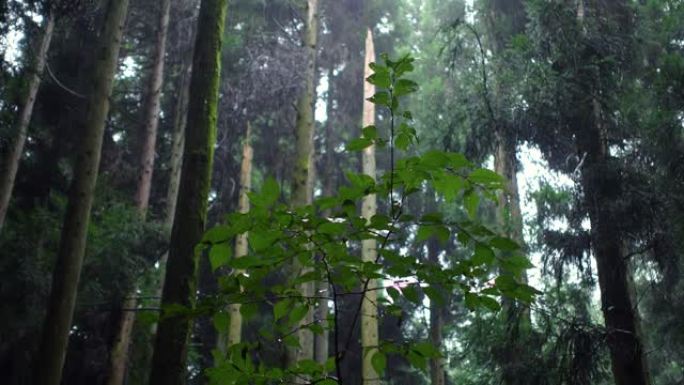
490,236,520,251
420,150,450,168
369,91,391,107
371,351,387,375
367,71,391,88
473,244,495,266
395,132,411,150
289,303,309,326
479,296,501,311
346,137,373,151
318,221,347,235
464,190,480,219
416,225,435,242
394,79,418,97
469,168,504,187
240,303,258,319
203,225,232,243
407,350,427,371
402,284,421,304
414,342,440,358
464,292,479,310
273,299,292,321
393,55,415,76
386,286,401,302
213,312,229,333
209,242,232,271
362,125,378,140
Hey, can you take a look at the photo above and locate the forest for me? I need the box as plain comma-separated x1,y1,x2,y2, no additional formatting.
0,0,683,384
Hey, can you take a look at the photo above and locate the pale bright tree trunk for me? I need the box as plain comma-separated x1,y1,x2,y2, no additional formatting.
360,28,379,385
216,122,252,351
148,0,228,384
287,0,319,372
0,11,55,231
106,1,171,384
34,1,129,385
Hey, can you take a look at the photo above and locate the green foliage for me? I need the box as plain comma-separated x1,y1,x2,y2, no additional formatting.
191,54,537,384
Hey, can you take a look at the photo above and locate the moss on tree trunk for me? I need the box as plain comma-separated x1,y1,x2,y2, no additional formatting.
147,1,228,384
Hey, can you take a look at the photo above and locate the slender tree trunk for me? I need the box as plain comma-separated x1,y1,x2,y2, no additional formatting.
165,60,192,231
135,0,171,214
287,0,319,370
314,66,336,366
0,11,55,231
216,123,252,351
360,28,379,385
427,239,445,385
34,2,129,385
147,0,228,384
106,2,171,384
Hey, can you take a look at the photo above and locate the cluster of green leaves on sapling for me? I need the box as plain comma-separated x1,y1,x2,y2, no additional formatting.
189,54,538,384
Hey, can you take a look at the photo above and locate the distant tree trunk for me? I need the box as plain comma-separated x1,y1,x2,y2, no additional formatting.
360,28,379,385
135,0,171,214
106,2,171,384
574,3,651,385
216,123,252,351
165,59,192,231
0,10,55,231
287,0,319,371
483,1,532,384
33,1,129,385
147,0,228,384
427,238,445,385
314,66,336,366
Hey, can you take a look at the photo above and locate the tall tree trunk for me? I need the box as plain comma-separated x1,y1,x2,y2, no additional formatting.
578,99,651,385
482,1,533,383
287,0,319,371
0,10,55,231
165,59,192,231
427,238,445,385
574,4,651,384
106,2,171,384
34,1,129,385
360,28,379,385
216,123,252,351
314,66,336,366
134,0,171,214
147,0,228,384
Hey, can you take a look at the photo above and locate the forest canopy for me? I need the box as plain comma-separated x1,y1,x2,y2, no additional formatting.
0,1,683,385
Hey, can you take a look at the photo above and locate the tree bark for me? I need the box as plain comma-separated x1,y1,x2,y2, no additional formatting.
134,0,171,214
217,123,252,351
0,10,55,231
34,1,129,385
360,28,379,385
574,3,651,384
147,0,228,384
106,2,171,384
577,99,652,385
427,239,446,385
287,0,319,371
314,66,336,366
